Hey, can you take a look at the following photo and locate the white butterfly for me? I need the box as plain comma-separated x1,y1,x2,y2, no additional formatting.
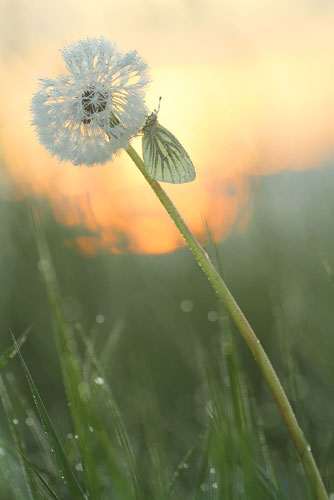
141,107,196,184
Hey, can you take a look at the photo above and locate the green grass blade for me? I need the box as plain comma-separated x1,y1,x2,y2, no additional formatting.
167,432,204,496
19,451,60,500
32,207,102,499
0,373,39,500
88,409,134,499
0,327,31,371
81,333,141,498
99,318,125,371
12,336,85,499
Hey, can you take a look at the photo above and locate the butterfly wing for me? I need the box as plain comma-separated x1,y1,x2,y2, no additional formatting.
142,121,196,184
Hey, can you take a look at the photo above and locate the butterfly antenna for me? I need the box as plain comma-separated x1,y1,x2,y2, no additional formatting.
153,96,162,116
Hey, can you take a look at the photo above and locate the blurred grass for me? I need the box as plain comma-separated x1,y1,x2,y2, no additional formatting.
0,164,333,498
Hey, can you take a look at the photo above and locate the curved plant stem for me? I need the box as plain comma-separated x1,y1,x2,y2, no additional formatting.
126,144,328,500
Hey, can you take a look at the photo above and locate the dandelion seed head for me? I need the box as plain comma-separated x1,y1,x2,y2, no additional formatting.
32,37,150,166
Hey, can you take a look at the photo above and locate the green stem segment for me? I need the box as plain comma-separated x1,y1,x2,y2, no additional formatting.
126,144,328,500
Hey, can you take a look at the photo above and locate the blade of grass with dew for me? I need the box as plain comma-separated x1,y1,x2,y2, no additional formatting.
167,431,205,498
248,393,280,490
0,327,31,372
0,441,19,498
87,409,134,499
128,350,170,498
12,390,56,478
202,350,280,500
134,386,167,498
79,331,141,498
31,208,103,499
0,373,39,499
19,451,60,500
77,329,141,498
206,225,287,497
11,334,85,499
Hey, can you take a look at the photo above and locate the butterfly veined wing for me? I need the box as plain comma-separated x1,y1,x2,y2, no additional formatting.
142,114,196,184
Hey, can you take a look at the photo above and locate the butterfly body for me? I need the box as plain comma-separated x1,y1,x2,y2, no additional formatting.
142,112,196,184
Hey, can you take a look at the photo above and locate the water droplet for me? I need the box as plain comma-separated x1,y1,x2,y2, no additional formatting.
200,483,208,492
0,447,5,457
89,426,94,433
209,467,216,474
67,433,73,440
96,314,105,324
183,463,189,469
74,434,79,440
12,419,19,425
207,311,219,322
95,376,105,385
180,299,194,313
212,482,218,489
75,462,83,472
25,417,34,427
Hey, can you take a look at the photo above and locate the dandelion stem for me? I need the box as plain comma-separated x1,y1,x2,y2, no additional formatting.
126,144,328,500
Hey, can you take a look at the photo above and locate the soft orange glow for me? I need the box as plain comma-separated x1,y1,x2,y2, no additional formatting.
0,0,333,254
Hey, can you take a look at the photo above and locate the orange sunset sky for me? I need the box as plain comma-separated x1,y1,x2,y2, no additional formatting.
0,0,333,254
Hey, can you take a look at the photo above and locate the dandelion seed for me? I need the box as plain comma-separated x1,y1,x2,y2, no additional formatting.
32,37,150,166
